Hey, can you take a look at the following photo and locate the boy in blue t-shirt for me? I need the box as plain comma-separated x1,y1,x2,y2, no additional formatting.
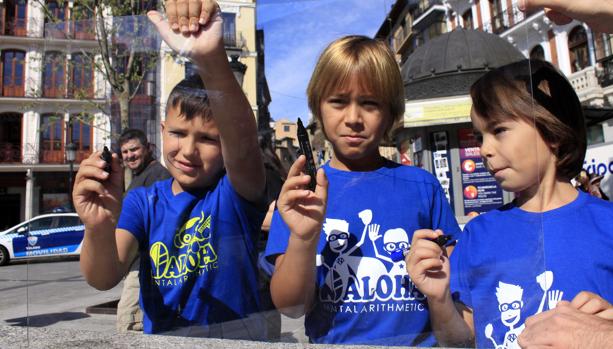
72,1,266,337
264,36,461,346
407,59,613,348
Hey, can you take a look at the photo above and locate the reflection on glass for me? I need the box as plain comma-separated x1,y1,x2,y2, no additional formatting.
2,0,612,347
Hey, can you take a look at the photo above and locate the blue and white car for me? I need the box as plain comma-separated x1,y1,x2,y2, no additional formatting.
0,213,85,266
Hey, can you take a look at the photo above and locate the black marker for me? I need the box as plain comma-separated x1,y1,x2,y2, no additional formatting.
297,117,317,191
390,234,453,262
100,146,112,174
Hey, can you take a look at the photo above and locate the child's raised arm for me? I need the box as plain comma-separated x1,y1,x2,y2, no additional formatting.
270,156,328,317
406,229,474,346
148,1,265,203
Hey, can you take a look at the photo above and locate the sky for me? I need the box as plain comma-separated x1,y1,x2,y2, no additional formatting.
257,0,392,123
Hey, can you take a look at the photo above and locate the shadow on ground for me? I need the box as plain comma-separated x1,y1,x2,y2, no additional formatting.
5,312,90,327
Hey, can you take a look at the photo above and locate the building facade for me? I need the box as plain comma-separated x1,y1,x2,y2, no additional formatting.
0,0,112,229
376,0,613,216
0,0,262,229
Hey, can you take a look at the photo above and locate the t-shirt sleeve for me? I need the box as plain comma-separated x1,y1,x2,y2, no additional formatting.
449,224,473,309
430,183,462,241
117,188,147,247
263,209,290,264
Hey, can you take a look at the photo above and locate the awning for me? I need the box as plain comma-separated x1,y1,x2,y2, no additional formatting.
403,95,472,128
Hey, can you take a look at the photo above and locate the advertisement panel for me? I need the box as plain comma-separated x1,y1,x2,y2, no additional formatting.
458,128,505,217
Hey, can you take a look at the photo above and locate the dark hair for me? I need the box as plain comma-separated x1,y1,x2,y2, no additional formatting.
470,59,586,181
167,74,211,120
118,128,148,148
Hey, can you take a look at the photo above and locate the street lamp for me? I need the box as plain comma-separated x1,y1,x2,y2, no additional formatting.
229,54,247,87
65,142,76,211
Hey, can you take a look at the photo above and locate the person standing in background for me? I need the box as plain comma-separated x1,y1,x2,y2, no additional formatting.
116,128,171,332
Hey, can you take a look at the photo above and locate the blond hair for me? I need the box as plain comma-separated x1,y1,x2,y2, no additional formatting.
307,35,405,140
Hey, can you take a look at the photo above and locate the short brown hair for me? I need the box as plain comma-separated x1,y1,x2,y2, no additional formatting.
167,74,212,120
470,59,586,181
306,35,405,141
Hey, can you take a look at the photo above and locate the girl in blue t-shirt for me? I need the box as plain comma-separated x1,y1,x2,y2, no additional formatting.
264,35,461,346
407,59,613,348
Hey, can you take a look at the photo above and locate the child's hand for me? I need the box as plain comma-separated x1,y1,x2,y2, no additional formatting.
72,150,123,228
277,155,328,243
406,229,450,301
571,291,613,320
147,0,223,61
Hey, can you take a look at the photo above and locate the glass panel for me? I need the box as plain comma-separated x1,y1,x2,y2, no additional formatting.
12,0,613,348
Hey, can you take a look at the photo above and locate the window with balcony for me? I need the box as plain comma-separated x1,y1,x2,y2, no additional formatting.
71,2,95,40
43,51,67,98
69,53,94,98
0,112,22,163
222,12,236,47
530,45,545,61
569,26,589,73
2,0,27,36
489,0,506,34
40,113,65,163
462,9,473,30
45,0,69,38
1,49,25,97
69,114,93,162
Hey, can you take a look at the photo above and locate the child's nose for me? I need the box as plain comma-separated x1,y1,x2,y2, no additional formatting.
181,138,198,158
344,103,361,124
479,137,494,158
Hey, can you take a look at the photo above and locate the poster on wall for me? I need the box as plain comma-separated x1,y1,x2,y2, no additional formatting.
458,128,504,217
430,131,454,209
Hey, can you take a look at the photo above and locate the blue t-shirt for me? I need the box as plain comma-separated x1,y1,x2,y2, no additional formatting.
450,191,613,349
265,161,462,346
117,176,265,335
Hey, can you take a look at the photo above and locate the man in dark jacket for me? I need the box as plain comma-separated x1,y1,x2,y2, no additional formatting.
116,128,170,332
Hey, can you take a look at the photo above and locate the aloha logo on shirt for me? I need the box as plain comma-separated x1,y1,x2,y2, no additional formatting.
484,271,563,349
150,211,218,286
317,209,426,314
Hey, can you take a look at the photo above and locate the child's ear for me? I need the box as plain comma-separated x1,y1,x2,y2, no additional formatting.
160,121,166,132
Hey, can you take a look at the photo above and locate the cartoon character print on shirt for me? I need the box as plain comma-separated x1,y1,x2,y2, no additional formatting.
149,211,219,287
317,209,426,313
484,271,563,349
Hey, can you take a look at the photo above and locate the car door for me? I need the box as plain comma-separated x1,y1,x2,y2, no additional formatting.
11,217,55,257
47,216,85,255
10,222,31,258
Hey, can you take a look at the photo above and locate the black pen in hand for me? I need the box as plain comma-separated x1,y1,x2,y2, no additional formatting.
391,234,452,262
297,117,317,191
100,146,112,176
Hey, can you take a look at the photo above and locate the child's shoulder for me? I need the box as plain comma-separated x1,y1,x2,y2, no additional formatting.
125,178,173,203
376,160,442,186
582,191,613,211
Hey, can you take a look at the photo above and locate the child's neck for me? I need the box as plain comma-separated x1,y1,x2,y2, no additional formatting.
515,179,578,213
329,153,385,172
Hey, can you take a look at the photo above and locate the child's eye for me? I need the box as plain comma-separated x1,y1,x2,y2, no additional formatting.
328,98,346,105
200,135,218,143
362,100,380,109
168,131,184,138
493,127,507,135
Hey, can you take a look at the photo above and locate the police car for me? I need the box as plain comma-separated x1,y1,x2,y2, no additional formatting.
0,213,85,266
